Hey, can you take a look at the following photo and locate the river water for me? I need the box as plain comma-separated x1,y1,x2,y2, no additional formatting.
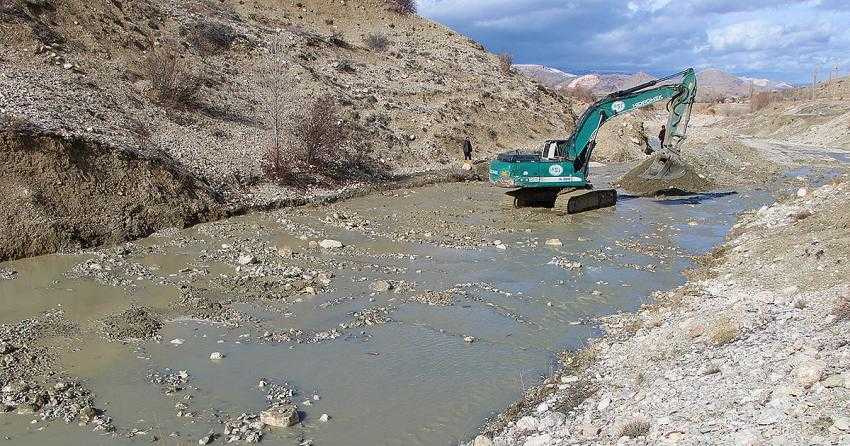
0,170,773,446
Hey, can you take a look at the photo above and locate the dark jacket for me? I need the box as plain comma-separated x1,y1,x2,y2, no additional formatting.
463,139,473,155
658,127,666,144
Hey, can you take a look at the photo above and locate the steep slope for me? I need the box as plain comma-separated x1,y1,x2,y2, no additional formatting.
0,0,575,260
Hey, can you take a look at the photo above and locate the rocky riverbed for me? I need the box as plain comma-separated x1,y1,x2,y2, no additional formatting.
0,158,792,446
473,180,850,445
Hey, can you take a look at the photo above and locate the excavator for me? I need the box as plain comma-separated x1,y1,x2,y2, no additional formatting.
489,68,697,213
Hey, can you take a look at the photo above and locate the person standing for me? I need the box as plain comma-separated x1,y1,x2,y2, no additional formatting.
462,138,473,161
658,125,667,147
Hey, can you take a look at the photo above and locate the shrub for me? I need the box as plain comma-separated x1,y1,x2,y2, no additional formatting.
291,96,350,166
498,53,512,75
387,0,416,15
142,50,202,108
364,32,389,51
328,31,348,47
708,318,739,346
188,21,236,54
750,92,771,112
619,420,651,438
262,144,293,185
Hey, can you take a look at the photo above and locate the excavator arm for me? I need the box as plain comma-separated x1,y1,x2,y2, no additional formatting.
565,68,697,175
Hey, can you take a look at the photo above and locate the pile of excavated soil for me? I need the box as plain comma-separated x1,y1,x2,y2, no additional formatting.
101,307,163,340
616,156,714,196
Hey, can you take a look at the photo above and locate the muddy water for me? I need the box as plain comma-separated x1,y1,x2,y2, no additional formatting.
0,173,772,446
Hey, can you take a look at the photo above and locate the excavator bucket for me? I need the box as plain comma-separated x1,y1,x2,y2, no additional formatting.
638,152,688,181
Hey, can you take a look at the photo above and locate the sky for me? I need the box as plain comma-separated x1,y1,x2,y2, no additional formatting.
418,0,850,83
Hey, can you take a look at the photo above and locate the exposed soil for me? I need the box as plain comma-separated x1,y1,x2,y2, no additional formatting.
0,119,226,260
100,307,163,341
615,155,714,196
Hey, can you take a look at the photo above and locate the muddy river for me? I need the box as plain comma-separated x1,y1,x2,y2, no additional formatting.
0,168,775,445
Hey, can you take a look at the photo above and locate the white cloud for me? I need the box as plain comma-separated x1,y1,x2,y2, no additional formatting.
706,20,784,51
418,0,850,82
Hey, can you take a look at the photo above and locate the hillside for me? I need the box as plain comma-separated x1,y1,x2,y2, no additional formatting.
0,0,575,260
513,64,576,88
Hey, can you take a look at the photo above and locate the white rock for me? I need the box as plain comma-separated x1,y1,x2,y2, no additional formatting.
794,360,825,388
597,396,611,411
515,416,538,433
535,402,549,414
464,336,476,343
472,435,494,446
796,188,808,198
260,404,300,427
538,412,566,430
237,253,256,265
318,239,344,249
561,375,579,383
545,239,563,247
523,434,552,446
756,409,781,425
834,416,850,431
319,413,330,423
209,352,225,361
170,338,185,346
371,280,392,293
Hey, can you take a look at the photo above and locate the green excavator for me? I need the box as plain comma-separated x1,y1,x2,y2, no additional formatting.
489,68,698,213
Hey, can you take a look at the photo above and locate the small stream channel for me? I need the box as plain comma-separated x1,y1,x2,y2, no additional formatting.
0,166,779,446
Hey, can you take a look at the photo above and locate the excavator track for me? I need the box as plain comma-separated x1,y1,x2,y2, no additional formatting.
507,187,617,213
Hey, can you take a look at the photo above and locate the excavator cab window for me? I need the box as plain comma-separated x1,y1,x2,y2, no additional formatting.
540,140,570,161
542,141,558,160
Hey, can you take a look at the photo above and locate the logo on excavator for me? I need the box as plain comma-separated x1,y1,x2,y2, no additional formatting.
611,101,626,112
548,165,564,176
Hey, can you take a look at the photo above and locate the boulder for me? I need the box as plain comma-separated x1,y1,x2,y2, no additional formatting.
523,434,552,446
371,280,393,293
515,416,538,433
472,435,494,446
318,239,344,249
544,239,563,247
260,404,300,428
793,360,825,389
237,253,256,265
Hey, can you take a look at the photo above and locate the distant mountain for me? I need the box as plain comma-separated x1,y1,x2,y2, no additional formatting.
739,77,795,91
698,69,793,100
560,72,656,93
516,65,792,100
512,64,577,88
514,66,658,95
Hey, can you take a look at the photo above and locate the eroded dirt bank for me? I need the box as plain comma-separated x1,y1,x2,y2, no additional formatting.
474,180,850,446
0,118,487,262
0,120,227,261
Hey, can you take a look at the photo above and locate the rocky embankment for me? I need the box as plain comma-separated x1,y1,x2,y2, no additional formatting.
475,180,850,446
0,0,574,261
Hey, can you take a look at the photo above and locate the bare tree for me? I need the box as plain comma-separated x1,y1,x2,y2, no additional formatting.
498,53,513,75
258,35,292,183
292,96,350,166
